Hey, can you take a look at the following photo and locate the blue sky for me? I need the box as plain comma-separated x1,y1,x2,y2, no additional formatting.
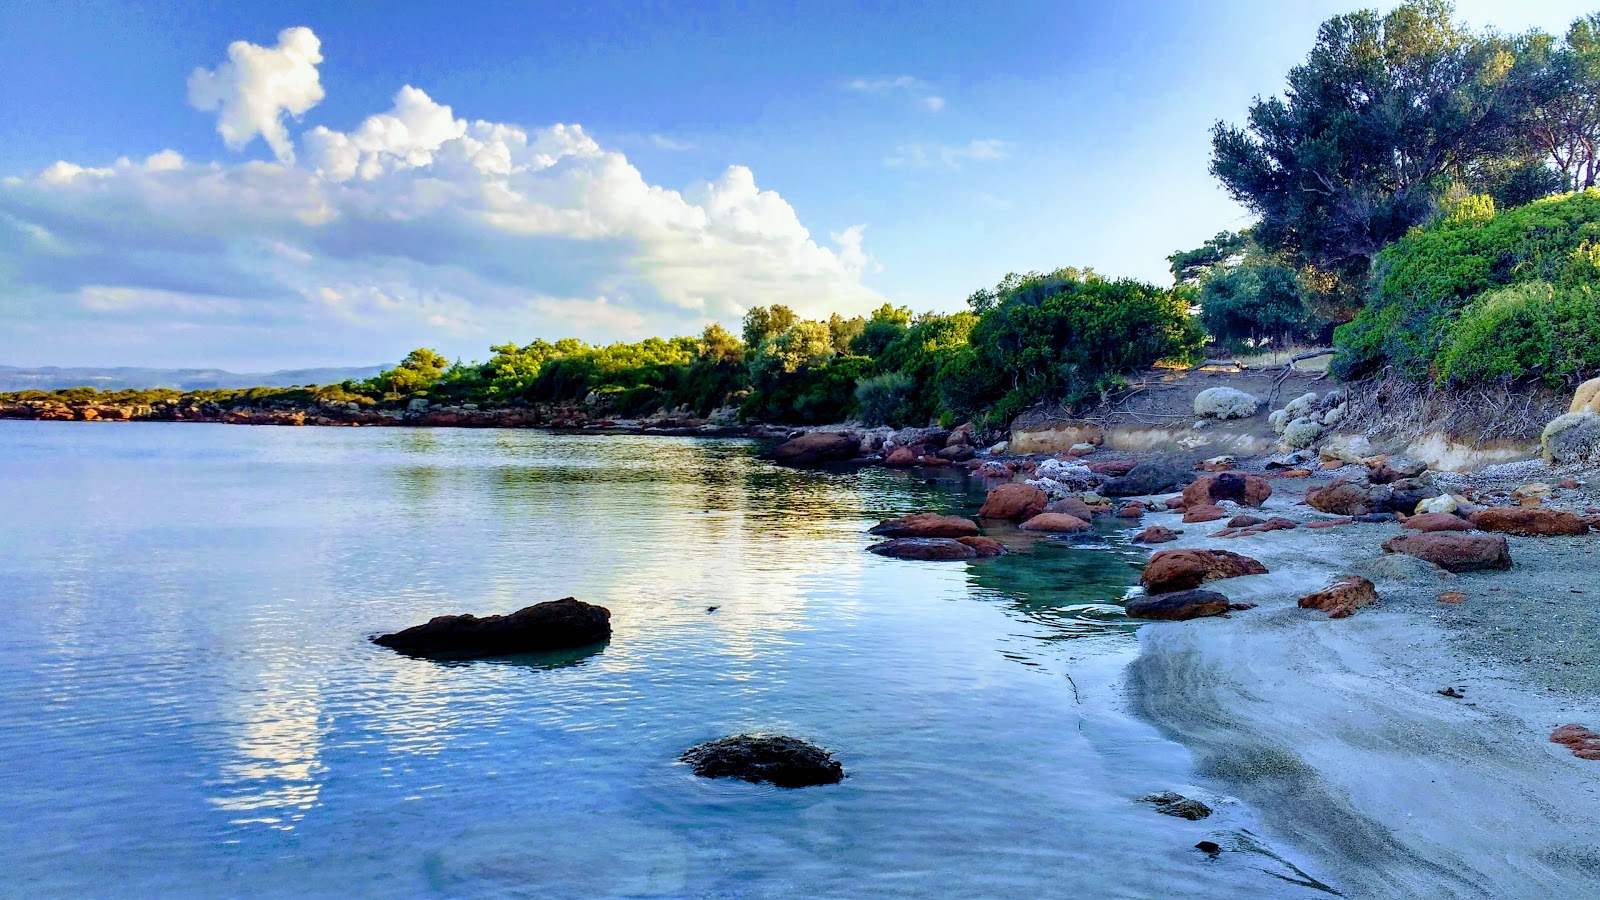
2,0,1595,369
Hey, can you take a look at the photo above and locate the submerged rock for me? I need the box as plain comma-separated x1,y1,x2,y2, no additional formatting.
1125,589,1231,621
1018,512,1092,533
1469,507,1591,537
1381,533,1512,572
955,536,1006,557
978,483,1049,521
1298,575,1378,619
373,597,611,658
868,538,978,560
1144,791,1214,820
766,431,861,466
868,513,980,538
681,734,844,787
1140,549,1268,594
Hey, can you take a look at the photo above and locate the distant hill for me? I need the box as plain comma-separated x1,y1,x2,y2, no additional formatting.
0,364,389,393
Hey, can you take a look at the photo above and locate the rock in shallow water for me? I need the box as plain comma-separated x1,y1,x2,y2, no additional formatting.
765,431,862,466
977,483,1049,520
1298,575,1378,619
868,537,978,560
373,597,611,658
1125,589,1232,621
681,734,844,787
868,512,980,538
1144,791,1213,819
1140,549,1268,594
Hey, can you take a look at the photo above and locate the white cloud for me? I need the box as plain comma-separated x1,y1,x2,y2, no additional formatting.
843,75,944,112
0,28,884,367
648,134,695,151
187,27,325,164
884,139,1013,169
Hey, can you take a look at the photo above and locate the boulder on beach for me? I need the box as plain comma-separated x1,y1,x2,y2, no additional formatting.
1133,525,1180,544
373,597,612,658
1366,455,1428,484
1182,504,1228,523
1469,507,1590,537
1046,497,1096,521
1140,549,1268,594
1298,575,1378,619
1194,387,1262,420
869,513,981,538
1019,512,1092,533
1125,588,1231,621
978,483,1049,520
1307,479,1392,517
1542,411,1600,465
884,446,919,467
1102,461,1190,497
1180,472,1271,508
680,734,844,787
1402,512,1472,532
765,431,862,466
1363,553,1454,583
868,538,978,560
956,536,1006,557
1381,532,1511,572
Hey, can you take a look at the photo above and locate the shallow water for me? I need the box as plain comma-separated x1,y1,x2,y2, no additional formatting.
0,422,1329,898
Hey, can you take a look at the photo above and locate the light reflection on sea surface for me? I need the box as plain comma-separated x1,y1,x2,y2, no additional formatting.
0,422,1326,897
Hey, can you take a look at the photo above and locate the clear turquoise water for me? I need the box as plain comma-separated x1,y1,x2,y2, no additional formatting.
0,422,1328,898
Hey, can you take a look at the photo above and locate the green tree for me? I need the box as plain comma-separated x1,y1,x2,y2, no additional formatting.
373,348,448,395
1169,231,1248,284
1198,263,1307,350
848,303,913,357
741,305,799,349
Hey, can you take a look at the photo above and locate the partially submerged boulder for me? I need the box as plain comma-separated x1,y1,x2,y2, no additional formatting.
681,734,844,787
1132,525,1180,544
1019,512,1092,533
1182,472,1271,508
1470,507,1590,537
956,536,1006,557
1144,791,1213,820
1125,588,1231,621
1045,497,1096,521
1382,533,1511,572
1140,549,1268,594
978,483,1049,520
1194,387,1262,420
373,597,611,658
766,431,861,466
1298,575,1378,619
1102,461,1190,497
868,513,981,538
868,538,978,560
1182,504,1228,523
1307,479,1392,517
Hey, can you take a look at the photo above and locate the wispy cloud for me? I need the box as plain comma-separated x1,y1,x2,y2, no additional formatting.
842,75,944,112
649,134,695,151
884,139,1013,169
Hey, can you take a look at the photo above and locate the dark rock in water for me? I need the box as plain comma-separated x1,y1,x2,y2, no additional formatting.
868,537,979,560
955,536,1006,557
681,734,843,787
1144,791,1213,820
765,431,861,466
373,597,611,658
1125,589,1231,621
1354,512,1396,523
1102,461,1190,497
1195,840,1222,857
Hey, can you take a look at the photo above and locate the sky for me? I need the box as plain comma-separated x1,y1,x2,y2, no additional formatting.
2,0,1596,370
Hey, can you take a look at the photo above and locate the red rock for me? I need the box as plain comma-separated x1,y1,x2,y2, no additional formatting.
1182,504,1228,523
1226,515,1266,529
1116,503,1145,519
918,455,949,467
1307,479,1391,517
1140,549,1268,594
884,446,919,467
1019,513,1092,533
1133,525,1180,544
1087,459,1138,477
1403,513,1472,533
869,513,980,538
1165,496,1186,512
1125,588,1231,621
1298,576,1378,619
1244,518,1298,534
1214,527,1242,538
1182,472,1271,509
868,538,979,560
1278,468,1313,478
1551,724,1595,746
1469,507,1590,537
956,536,1005,557
1305,518,1353,529
978,483,1049,521
1560,478,1580,490
1381,533,1512,572
1437,591,1466,604
1046,497,1095,521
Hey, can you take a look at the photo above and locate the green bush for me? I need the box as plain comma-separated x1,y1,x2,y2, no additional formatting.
1433,282,1600,386
853,372,916,426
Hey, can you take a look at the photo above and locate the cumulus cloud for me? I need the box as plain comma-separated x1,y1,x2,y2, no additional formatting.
884,138,1012,169
0,28,884,367
187,27,326,164
843,75,944,112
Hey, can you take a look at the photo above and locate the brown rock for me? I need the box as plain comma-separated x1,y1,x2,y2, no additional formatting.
978,483,1049,521
1019,513,1092,533
373,597,612,658
1116,503,1146,520
955,536,1006,557
884,446,919,467
1182,504,1228,523
1278,468,1313,478
1403,512,1473,532
1381,533,1512,572
1140,549,1268,594
1125,588,1232,620
1469,507,1590,537
1086,459,1138,477
1305,518,1353,529
868,538,979,560
1182,472,1271,508
869,513,980,538
767,431,862,466
1307,479,1392,517
1244,518,1298,534
1133,525,1180,544
1437,591,1466,604
1298,576,1378,619
1226,515,1266,529
1046,497,1095,521
1164,496,1187,511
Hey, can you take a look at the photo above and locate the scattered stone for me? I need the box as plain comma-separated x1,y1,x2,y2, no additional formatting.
1354,512,1397,523
1282,416,1324,448
1364,553,1454,582
1298,575,1378,619
1143,791,1213,820
1403,512,1472,532
1381,533,1512,572
1194,387,1262,420
1278,468,1313,478
1415,494,1460,515
680,734,844,787
1115,503,1146,520
1046,497,1096,521
1437,591,1466,604
1133,525,1180,544
1307,479,1392,517
1141,549,1268,593
937,444,976,463
1437,686,1466,698
978,483,1049,520
1198,455,1237,472
1512,482,1553,505
1125,589,1232,621
869,513,981,538
1019,513,1092,533
956,536,1006,557
868,538,979,560
1227,515,1266,529
1069,442,1097,455
1367,454,1428,484
1182,504,1228,523
766,431,862,466
1320,434,1375,465
1183,472,1271,508
373,597,612,658
1305,518,1353,529
1550,724,1600,761
884,446,919,467
1086,459,1138,477
1469,507,1590,537
1102,461,1191,497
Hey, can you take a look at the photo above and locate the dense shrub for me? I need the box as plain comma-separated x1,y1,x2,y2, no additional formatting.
853,372,916,427
1198,262,1308,350
869,312,978,425
1433,282,1600,386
